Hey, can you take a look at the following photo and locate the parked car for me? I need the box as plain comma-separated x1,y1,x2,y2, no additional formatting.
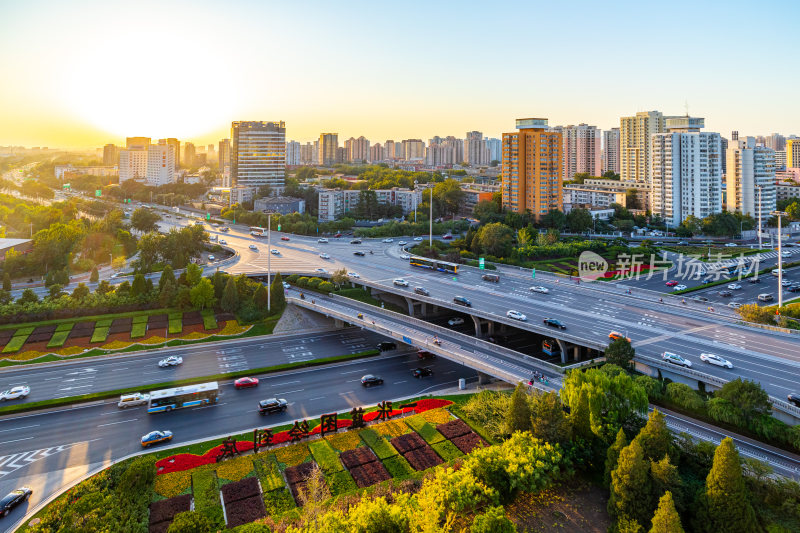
234,377,259,389
158,356,183,368
662,351,692,367
447,317,465,326
360,374,384,387
412,367,434,379
506,310,527,321
543,318,566,329
0,487,32,517
700,353,733,369
353,251,366,257
0,385,30,401
417,350,436,360
377,342,397,351
393,278,409,287
258,398,288,415
141,430,173,447
414,287,430,296
529,286,549,294
118,392,149,408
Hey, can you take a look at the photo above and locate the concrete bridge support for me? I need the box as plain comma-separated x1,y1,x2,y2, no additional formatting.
470,316,494,338
477,371,493,385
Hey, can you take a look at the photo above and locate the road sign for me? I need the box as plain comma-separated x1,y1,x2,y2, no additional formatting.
277,224,281,231
95,189,102,197
206,213,210,220
479,258,485,270
532,269,536,279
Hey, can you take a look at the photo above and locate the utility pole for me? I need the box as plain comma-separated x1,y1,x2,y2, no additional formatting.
267,214,271,313
772,210,787,309
429,186,433,248
758,185,763,249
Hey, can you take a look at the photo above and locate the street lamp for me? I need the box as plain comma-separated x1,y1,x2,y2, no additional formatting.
429,185,434,248
772,210,787,309
266,214,272,313
413,180,418,224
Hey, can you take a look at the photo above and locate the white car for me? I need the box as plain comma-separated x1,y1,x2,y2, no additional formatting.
673,285,687,291
319,253,331,260
724,242,738,248
347,272,360,278
727,283,742,290
249,244,258,251
207,255,215,261
398,241,408,246
400,254,410,260
382,238,394,243
318,238,329,243
393,278,409,287
447,317,465,326
0,385,30,401
413,236,424,241
782,251,792,258
782,279,792,286
662,351,692,368
700,353,733,369
529,286,549,294
158,356,183,368
728,302,742,309
506,310,527,321
316,268,327,273
271,249,280,255
220,239,227,245
282,282,290,289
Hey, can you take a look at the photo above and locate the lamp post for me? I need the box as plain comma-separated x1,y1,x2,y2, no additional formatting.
413,180,418,224
772,210,787,309
429,185,433,248
266,214,271,313
758,185,763,249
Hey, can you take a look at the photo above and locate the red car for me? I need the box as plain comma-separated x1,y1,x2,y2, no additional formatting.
334,233,342,238
234,377,259,389
281,236,290,241
442,234,453,240
665,280,678,287
417,350,436,360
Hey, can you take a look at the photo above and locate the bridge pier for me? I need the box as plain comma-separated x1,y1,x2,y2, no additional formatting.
470,316,494,338
333,318,346,328
556,339,568,364
477,371,492,385
404,297,428,318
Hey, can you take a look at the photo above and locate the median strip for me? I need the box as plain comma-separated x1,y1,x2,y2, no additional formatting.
0,349,380,417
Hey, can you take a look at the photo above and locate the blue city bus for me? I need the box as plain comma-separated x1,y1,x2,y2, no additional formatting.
542,340,560,356
147,382,219,413
409,256,459,274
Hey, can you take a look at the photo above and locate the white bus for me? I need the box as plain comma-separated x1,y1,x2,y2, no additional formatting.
147,382,219,414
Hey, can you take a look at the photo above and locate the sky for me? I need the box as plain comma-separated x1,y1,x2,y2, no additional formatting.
1,0,798,149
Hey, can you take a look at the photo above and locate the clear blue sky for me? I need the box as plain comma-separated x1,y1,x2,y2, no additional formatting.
1,0,797,148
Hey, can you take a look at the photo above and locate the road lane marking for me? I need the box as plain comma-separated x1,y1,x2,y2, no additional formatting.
308,396,326,401
275,389,304,395
0,436,34,445
393,380,407,384
272,380,301,386
97,418,138,427
340,369,364,374
0,424,39,433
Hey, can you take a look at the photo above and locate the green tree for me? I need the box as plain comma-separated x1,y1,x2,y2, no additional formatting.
96,279,112,295
185,263,202,287
175,285,192,309
566,208,593,233
17,288,39,305
735,303,774,325
47,283,64,300
167,511,216,533
159,275,177,307
649,456,684,515
473,222,514,257
330,268,349,287
505,383,532,434
470,506,517,533
649,492,684,533
605,337,635,368
696,438,758,533
786,201,800,221
253,283,269,308
609,440,653,529
221,276,239,313
89,266,99,283
130,208,161,233
115,280,131,296
528,390,571,445
433,179,466,218
270,272,286,311
634,410,675,463
71,282,90,301
605,428,628,486
189,278,216,310
540,209,567,230
708,378,771,429
158,265,176,292
130,273,147,297
2,272,9,292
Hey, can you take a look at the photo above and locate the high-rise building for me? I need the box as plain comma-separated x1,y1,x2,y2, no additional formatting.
554,124,601,180
501,118,562,218
126,137,151,149
184,143,196,168
103,144,119,166
369,143,383,162
766,133,786,152
725,136,776,218
465,131,488,166
384,140,397,160
286,141,301,166
620,111,672,183
318,133,338,166
402,139,425,160
775,150,787,171
335,146,347,164
160,138,180,169
787,139,800,169
218,139,231,171
345,136,370,162
299,142,315,165
486,138,501,163
602,128,620,175
650,117,722,227
231,121,287,188
146,141,176,186
720,137,728,174
118,147,148,183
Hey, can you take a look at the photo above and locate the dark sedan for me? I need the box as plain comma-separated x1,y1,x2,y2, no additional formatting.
413,367,433,378
414,287,430,296
0,487,31,518
789,393,800,408
360,374,384,387
543,318,566,329
353,251,366,256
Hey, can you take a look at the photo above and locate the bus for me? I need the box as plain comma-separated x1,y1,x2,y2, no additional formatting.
409,256,459,274
542,340,560,356
147,382,219,413
249,226,265,237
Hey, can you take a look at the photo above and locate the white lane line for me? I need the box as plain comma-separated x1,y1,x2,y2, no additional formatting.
0,424,39,433
338,391,354,395
339,369,364,374
346,379,361,383
111,367,129,371
97,418,138,428
308,396,326,401
0,436,34,445
393,380,407,384
272,380,300,386
275,389,304,395
58,384,93,390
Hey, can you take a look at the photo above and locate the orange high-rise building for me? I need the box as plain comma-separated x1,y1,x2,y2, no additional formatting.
501,118,562,218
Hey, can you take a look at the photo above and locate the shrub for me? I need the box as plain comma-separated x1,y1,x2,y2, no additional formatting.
635,375,663,400
307,277,322,290
432,440,464,462
318,281,334,293
192,469,220,511
666,382,705,412
285,274,299,283
262,488,296,516
297,276,310,287
405,416,446,445
254,455,285,492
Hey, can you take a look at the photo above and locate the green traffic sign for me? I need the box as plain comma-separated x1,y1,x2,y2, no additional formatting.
206,213,211,220
277,225,281,231
532,268,536,279
95,189,102,197
479,257,485,270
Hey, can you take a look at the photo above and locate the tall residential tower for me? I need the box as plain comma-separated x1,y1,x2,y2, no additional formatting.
231,121,287,189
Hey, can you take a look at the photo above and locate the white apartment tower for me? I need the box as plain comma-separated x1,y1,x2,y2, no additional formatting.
118,147,148,183
725,136,776,218
465,131,488,166
620,111,670,183
231,121,286,188
603,128,620,174
286,141,301,166
345,136,370,162
650,117,722,227
146,141,176,186
555,124,601,180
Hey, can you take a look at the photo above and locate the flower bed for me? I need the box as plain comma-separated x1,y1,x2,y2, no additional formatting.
202,309,218,330
432,440,463,462
2,334,30,353
325,430,363,452
168,312,183,334
359,429,398,460
225,494,267,528
191,469,220,512
220,476,260,503
381,455,415,478
89,326,110,343
404,416,446,445
254,455,285,492
390,432,427,454
436,419,473,440
275,443,310,467
308,439,344,475
217,455,254,482
418,407,453,425
154,469,192,498
100,339,132,350
218,320,249,336
284,461,317,484
450,432,489,455
149,493,191,526
131,321,147,339
263,488,296,515
339,446,379,470
372,418,411,439
326,469,358,496
402,445,444,471
349,460,392,488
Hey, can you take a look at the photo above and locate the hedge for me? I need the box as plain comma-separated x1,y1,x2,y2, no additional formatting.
381,455,415,479
130,321,147,339
96,318,114,328
55,322,75,332
360,429,398,460
90,326,110,343
254,455,285,492
46,329,71,348
202,309,218,330
2,334,29,353
308,439,344,475
405,416,446,445
326,469,358,496
168,312,182,334
432,440,464,462
16,326,36,336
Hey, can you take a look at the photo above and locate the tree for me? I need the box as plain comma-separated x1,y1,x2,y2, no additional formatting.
634,410,675,463
96,280,112,295
649,492,684,533
649,456,684,515
708,378,771,428
220,276,239,313
786,201,800,221
605,338,635,368
605,428,628,486
736,304,774,325
528,390,571,445
299,464,331,529
253,283,269,308
330,268,349,288
189,278,216,310
270,272,286,312
695,438,758,533
17,288,39,305
433,179,466,218
130,208,161,234
71,282,90,301
566,208,593,233
473,222,514,257
185,263,202,287
2,272,9,292
626,189,641,210
115,280,131,296
609,440,653,529
505,383,532,434
159,275,177,307
158,265,176,292
540,209,566,230
470,506,516,533
89,267,99,283
130,273,147,297
47,284,65,300
166,511,216,533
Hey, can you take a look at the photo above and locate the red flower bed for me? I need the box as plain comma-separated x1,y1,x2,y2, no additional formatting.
390,432,426,454
221,476,260,504
339,447,378,470
149,494,191,525
349,460,392,488
225,494,267,528
436,419,472,440
402,445,444,471
450,432,488,454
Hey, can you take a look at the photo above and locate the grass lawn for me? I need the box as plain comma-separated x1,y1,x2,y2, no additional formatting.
201,308,218,330
130,321,147,338
2,334,30,353
46,329,71,348
168,312,182,334
0,308,176,332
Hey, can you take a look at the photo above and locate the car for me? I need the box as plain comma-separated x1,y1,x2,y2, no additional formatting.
693,296,709,302
447,317,465,326
453,296,471,307
141,430,173,447
677,241,689,246
319,253,330,259
782,279,792,286
207,255,215,261
529,286,549,294
506,310,527,321
782,251,792,257
702,278,712,284
219,239,228,245
608,331,631,342
543,318,566,329
118,392,150,408
360,374,384,387
382,238,394,243
347,272,360,278
413,236,423,241
748,277,761,283
378,342,397,351
481,273,500,282
271,249,280,255
0,385,30,401
281,236,290,241
442,234,453,240
333,233,342,238
165,214,171,218
662,351,692,367
220,227,230,233
398,241,408,246
282,282,290,289
315,268,327,273
788,284,800,293
412,367,434,378
258,398,288,415
417,350,436,360
234,377,259,389
728,302,742,309
788,393,800,408
400,254,410,260
393,278,409,287
674,285,687,291
665,280,678,287
158,356,183,368
110,272,121,279
727,283,742,290
0,487,32,517
700,353,733,368
350,239,362,244
318,238,329,243
724,242,738,247
414,287,430,296
353,250,366,256
719,290,732,297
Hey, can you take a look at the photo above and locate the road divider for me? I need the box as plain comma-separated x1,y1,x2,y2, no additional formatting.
0,349,380,417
